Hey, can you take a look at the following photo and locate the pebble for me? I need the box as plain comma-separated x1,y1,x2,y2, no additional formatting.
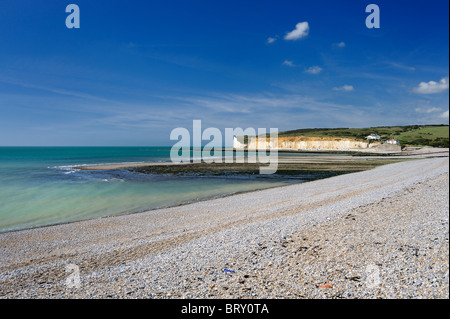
0,156,448,299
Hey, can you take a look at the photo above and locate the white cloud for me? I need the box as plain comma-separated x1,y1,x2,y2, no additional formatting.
332,42,345,48
333,85,354,92
282,60,295,67
389,62,415,71
266,37,277,44
284,22,309,40
441,110,449,119
305,66,322,74
413,77,449,94
414,107,443,113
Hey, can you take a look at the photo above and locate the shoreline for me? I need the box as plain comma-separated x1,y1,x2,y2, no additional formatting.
0,167,383,235
72,147,449,171
2,155,419,234
0,154,448,298
0,178,297,235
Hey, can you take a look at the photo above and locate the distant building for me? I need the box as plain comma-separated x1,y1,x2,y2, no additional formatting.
385,138,400,145
366,134,381,141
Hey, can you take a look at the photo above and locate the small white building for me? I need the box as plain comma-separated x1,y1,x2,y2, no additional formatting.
385,138,400,145
366,134,381,141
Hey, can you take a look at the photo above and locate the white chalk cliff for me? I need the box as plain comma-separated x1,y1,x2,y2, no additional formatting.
234,136,382,151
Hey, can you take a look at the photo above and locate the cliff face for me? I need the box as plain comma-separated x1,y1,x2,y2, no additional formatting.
233,136,247,149
237,136,381,151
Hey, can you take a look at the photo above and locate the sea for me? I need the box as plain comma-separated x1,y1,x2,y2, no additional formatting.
0,147,324,233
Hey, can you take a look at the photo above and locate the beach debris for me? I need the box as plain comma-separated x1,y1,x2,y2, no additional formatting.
346,276,361,282
223,268,235,274
318,284,333,288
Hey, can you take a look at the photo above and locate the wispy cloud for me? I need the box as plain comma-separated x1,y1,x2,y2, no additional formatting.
333,85,354,92
413,77,449,94
389,62,415,72
284,22,309,40
282,60,295,67
168,91,389,130
333,41,346,48
415,107,443,113
0,77,113,103
305,66,323,74
413,106,449,123
266,36,277,44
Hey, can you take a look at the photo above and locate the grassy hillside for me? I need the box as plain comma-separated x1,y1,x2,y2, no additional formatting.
271,125,449,148
397,126,449,147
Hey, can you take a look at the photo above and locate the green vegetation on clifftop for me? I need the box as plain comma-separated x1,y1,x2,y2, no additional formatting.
272,125,449,148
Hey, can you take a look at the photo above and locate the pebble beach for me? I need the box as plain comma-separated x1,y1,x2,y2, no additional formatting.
0,153,448,299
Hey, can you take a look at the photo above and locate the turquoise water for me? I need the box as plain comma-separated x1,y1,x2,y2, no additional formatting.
0,147,303,233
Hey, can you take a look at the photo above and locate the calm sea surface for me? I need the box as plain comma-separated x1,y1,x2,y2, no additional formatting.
0,147,325,233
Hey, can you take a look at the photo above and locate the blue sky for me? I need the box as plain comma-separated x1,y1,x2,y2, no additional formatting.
0,0,448,146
